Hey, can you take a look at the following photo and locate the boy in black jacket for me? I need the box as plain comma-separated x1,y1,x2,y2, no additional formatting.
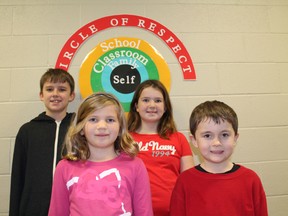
9,68,75,216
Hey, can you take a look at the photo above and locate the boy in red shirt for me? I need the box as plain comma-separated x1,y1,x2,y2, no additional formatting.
170,100,268,216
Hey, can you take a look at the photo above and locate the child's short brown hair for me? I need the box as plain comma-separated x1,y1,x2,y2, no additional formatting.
189,100,238,136
40,68,75,94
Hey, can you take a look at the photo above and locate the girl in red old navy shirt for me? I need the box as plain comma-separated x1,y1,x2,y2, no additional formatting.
128,80,194,216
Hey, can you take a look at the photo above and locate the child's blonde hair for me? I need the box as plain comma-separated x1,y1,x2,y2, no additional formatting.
63,92,139,161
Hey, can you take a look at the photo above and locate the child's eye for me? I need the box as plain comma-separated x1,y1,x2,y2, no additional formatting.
222,133,230,138
154,99,163,103
142,98,150,103
106,118,116,123
88,117,97,122
203,134,212,139
59,87,67,92
46,88,53,92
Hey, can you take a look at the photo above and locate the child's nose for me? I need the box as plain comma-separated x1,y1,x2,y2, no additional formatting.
97,120,107,128
52,89,60,95
149,100,156,106
212,138,221,146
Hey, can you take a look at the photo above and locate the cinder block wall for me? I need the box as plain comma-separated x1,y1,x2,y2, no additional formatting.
0,1,287,216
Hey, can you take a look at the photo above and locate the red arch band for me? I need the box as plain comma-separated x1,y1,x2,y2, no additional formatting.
55,14,196,80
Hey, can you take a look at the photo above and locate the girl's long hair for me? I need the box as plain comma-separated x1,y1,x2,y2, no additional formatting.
62,92,139,161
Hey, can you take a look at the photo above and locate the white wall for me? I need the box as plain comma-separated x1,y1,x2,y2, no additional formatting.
0,0,288,215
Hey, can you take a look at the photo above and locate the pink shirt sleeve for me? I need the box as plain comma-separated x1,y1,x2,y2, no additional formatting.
48,160,70,216
132,158,153,216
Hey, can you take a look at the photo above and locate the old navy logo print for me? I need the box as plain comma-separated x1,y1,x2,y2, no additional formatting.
138,140,176,157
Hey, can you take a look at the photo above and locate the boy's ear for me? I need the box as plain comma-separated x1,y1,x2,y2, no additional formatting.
69,92,76,102
39,92,44,101
190,134,198,148
234,133,239,143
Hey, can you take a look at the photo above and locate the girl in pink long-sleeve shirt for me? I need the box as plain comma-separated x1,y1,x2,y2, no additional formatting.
48,92,153,216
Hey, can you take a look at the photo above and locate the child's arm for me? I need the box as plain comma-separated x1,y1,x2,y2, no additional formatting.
132,159,153,216
253,175,268,216
9,128,27,216
170,177,186,216
48,160,70,216
178,132,194,172
180,155,194,172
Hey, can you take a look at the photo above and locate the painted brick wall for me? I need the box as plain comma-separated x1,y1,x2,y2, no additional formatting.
0,0,287,215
